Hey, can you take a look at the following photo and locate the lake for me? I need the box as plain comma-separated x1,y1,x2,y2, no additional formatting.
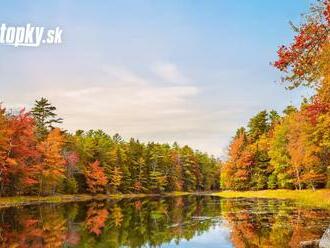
0,195,329,247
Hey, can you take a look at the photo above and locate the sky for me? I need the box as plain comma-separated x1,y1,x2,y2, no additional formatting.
166,223,232,248
0,0,315,157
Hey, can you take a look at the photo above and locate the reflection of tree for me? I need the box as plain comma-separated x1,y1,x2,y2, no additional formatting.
0,197,329,247
0,203,80,247
288,209,327,247
74,196,221,247
222,199,330,248
111,206,123,227
86,203,109,236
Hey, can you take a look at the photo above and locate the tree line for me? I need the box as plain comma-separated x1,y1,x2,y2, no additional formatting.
0,97,220,196
221,0,330,191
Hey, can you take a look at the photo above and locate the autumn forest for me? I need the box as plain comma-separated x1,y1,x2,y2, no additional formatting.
0,97,220,196
221,0,330,191
1,1,330,198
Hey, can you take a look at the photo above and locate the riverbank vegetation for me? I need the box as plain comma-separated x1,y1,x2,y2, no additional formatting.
221,0,330,191
214,189,330,209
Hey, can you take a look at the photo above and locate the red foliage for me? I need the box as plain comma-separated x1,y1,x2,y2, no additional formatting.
65,151,79,167
274,23,327,71
2,109,40,189
303,97,330,125
274,1,330,86
324,0,330,23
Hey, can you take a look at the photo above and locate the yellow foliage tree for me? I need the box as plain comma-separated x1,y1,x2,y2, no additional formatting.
37,128,66,195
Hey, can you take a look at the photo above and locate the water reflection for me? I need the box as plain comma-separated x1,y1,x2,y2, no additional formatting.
0,196,329,247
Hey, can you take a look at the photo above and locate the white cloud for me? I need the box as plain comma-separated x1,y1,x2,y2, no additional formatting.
49,83,201,136
63,87,103,97
2,65,247,157
151,62,188,83
101,65,147,86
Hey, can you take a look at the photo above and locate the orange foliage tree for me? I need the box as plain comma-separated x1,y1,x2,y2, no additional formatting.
85,160,107,194
37,128,66,195
221,131,255,190
0,109,40,195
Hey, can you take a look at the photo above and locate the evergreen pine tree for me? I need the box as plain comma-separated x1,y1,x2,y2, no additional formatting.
31,97,63,139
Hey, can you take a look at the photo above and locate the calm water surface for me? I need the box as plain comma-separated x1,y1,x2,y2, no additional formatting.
0,195,329,247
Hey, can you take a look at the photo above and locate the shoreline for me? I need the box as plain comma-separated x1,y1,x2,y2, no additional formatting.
0,191,192,209
213,189,330,209
1,189,330,210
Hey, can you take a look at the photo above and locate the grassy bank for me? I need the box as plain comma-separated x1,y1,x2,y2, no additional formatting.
213,189,330,209
0,191,191,209
3,190,330,210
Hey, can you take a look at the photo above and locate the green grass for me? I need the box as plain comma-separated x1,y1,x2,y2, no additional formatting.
213,189,330,209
